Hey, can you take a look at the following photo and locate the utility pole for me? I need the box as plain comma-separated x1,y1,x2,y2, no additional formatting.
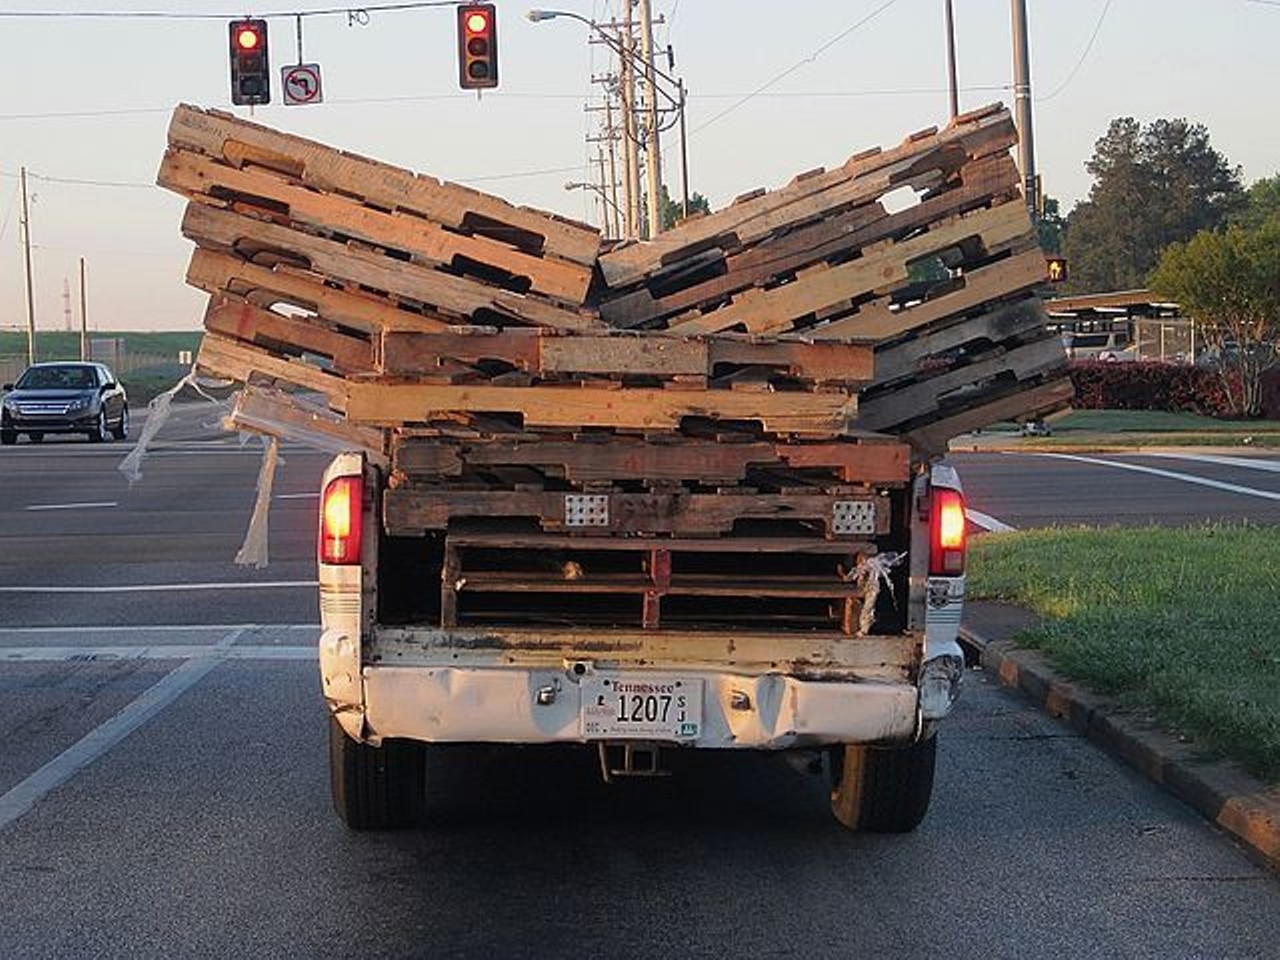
79,258,89,362
944,0,959,120
1011,0,1037,221
678,79,690,219
603,96,622,239
620,3,642,238
637,0,663,236
19,166,36,367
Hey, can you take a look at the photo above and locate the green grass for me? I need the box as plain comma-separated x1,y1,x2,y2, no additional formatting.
1052,410,1280,434
0,330,201,361
969,526,1280,784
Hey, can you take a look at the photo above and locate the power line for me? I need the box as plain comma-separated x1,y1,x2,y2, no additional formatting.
1037,0,1114,103
691,0,904,135
0,2,456,20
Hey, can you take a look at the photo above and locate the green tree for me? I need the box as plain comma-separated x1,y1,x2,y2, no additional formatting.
1036,195,1066,254
1062,117,1244,291
1149,220,1280,417
1232,174,1280,230
659,183,710,230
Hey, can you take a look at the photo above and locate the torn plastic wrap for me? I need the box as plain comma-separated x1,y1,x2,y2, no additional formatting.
847,551,906,636
234,436,279,569
116,370,232,484
227,385,387,466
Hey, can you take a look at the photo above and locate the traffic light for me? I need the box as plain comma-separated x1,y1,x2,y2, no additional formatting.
229,19,270,105
457,4,498,90
1046,256,1068,284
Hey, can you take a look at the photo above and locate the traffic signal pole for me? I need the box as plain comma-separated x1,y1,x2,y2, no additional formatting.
1011,0,1037,222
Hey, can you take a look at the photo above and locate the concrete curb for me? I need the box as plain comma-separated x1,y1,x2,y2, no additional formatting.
960,625,1280,873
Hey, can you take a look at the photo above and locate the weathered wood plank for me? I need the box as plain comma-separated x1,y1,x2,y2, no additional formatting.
384,488,889,535
540,335,708,376
160,149,594,305
166,104,602,267
347,381,855,433
904,376,1075,457
664,200,1033,338
203,294,375,373
229,385,386,462
809,247,1048,343
196,334,349,409
856,333,1067,431
187,248,452,335
182,203,602,333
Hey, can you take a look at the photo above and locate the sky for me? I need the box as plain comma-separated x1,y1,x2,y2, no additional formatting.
0,0,1277,336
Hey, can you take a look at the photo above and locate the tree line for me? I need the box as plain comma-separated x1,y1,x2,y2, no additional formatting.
1045,117,1279,416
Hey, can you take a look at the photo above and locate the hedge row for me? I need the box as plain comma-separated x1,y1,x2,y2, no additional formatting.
1068,361,1244,417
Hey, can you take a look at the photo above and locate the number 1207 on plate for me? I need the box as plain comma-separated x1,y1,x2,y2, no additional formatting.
581,675,702,741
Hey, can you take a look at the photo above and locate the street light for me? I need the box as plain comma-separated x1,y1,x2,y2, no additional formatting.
565,180,624,238
527,8,690,231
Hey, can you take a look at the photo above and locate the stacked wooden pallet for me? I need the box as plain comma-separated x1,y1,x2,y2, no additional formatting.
157,103,1067,634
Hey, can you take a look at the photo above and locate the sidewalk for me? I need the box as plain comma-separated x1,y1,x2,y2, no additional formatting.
961,600,1280,872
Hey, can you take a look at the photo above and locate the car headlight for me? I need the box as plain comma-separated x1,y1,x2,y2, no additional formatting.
1,397,15,411
68,397,89,411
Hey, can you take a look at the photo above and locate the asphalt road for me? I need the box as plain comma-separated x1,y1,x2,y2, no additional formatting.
1,411,1278,957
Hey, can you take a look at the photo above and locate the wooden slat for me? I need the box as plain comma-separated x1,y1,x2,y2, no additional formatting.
229,385,386,462
855,333,1067,432
446,532,877,554
347,381,855,433
904,376,1075,457
664,201,1033,338
384,489,889,535
809,247,1048,342
196,334,349,409
203,294,375,373
187,248,452,335
166,104,602,267
597,107,1018,287
159,149,594,305
182,203,602,333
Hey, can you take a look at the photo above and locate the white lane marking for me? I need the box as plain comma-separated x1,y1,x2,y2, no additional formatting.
0,581,318,594
966,509,1017,533
1146,453,1280,475
0,627,246,833
275,493,319,500
25,501,117,512
1038,454,1280,502
0,645,315,662
0,623,318,636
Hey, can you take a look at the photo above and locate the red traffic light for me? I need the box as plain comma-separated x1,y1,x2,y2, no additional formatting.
457,4,498,90
229,19,270,106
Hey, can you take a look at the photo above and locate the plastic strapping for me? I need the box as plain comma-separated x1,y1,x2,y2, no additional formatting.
848,551,906,636
234,435,279,569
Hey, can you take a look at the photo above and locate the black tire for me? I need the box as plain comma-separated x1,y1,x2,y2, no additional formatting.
830,735,937,833
111,406,129,441
0,429,15,446
27,432,43,444
328,714,427,830
88,410,108,443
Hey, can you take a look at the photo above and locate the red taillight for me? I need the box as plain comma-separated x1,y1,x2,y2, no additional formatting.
319,475,363,566
929,487,967,576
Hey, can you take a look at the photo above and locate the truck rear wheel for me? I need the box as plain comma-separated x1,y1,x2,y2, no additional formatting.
328,715,427,830
829,735,937,833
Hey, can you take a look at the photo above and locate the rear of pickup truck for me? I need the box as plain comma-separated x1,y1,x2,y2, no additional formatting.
318,450,967,833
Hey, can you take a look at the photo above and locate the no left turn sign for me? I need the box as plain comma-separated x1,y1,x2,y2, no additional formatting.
282,64,323,106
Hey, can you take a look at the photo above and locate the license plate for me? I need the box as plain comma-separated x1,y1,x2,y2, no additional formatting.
581,675,703,741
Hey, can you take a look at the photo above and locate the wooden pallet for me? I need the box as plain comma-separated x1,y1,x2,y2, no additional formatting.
436,531,881,634
166,104,602,269
160,148,595,306
597,103,1017,289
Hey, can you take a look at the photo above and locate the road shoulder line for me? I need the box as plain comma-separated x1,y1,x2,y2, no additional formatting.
1033,453,1280,502
959,625,1280,873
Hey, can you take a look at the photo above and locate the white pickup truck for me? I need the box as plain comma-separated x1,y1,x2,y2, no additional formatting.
316,450,968,833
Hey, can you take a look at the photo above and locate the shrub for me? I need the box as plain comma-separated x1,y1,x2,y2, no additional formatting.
1068,361,1244,418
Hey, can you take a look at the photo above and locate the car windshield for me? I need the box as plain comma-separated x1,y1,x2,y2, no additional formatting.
15,365,97,391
